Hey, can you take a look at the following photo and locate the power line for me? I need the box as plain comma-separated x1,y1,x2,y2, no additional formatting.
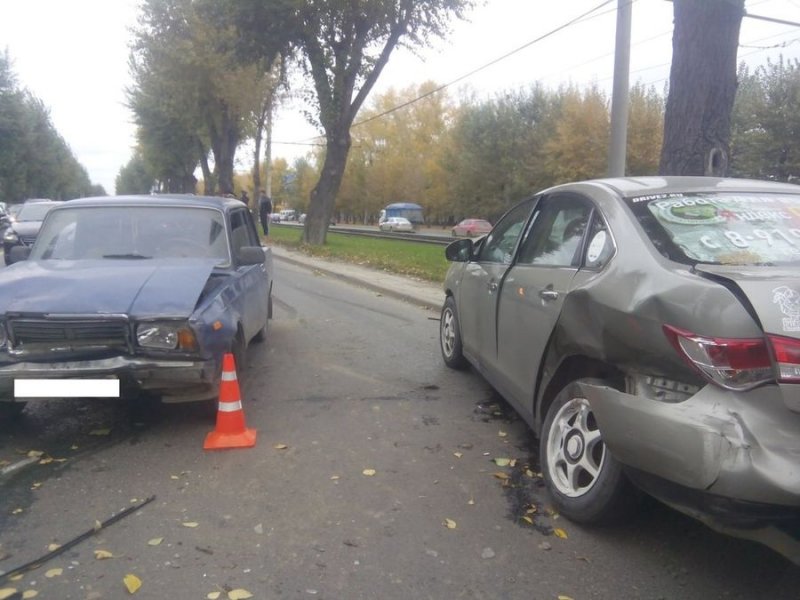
347,0,625,131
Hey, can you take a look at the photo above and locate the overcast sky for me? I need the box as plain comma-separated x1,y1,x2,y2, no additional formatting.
1,0,799,194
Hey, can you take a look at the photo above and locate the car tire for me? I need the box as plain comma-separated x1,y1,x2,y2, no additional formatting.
540,380,639,524
440,296,469,370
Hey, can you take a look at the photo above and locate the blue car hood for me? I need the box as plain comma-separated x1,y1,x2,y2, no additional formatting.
0,258,220,317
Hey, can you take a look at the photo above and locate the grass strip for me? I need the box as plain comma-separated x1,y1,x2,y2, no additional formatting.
265,224,450,282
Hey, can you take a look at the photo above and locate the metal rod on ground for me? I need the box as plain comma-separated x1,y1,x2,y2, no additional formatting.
0,495,156,584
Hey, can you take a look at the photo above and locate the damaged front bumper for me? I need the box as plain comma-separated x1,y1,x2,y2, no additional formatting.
0,355,220,403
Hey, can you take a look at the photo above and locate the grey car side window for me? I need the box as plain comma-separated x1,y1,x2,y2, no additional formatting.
517,195,594,267
478,199,534,264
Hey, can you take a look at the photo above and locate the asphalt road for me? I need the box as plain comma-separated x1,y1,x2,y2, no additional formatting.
1,260,799,599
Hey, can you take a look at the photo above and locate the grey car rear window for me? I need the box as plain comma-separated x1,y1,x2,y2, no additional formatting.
627,192,800,266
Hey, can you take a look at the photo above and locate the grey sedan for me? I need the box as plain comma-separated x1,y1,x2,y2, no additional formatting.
440,176,800,561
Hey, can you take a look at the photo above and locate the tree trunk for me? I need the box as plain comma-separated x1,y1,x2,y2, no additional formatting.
659,0,744,176
302,131,351,245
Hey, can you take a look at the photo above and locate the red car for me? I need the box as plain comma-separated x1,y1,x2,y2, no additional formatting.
452,218,492,238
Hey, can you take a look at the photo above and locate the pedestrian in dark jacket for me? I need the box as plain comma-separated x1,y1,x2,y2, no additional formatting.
259,191,273,235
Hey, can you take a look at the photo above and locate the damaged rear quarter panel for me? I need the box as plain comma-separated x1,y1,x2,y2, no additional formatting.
582,379,800,505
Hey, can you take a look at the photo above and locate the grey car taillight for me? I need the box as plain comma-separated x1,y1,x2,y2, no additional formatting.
663,325,774,391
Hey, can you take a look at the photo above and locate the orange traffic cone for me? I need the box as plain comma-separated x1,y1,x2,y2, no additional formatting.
204,353,257,450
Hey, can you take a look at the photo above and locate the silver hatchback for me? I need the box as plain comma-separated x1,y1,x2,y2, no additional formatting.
440,176,800,562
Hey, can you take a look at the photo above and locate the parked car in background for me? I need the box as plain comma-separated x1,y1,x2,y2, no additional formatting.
0,194,273,418
270,212,282,223
452,218,493,238
440,176,800,561
3,199,63,265
379,216,415,232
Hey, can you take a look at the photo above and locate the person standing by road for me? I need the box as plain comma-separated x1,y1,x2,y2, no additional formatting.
239,190,250,208
258,190,273,236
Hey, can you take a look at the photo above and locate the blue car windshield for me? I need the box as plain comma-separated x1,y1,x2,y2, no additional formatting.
30,205,230,264
626,192,800,266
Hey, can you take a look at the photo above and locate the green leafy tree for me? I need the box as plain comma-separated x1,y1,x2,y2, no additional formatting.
0,51,94,201
731,57,800,181
129,0,283,195
116,150,157,195
442,84,561,223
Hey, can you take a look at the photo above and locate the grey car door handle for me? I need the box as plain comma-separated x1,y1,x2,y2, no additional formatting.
487,281,498,292
540,289,559,301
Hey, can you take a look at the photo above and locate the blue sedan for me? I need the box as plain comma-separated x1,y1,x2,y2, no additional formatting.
0,194,273,416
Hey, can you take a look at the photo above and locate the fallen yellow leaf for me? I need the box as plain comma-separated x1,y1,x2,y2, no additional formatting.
45,568,62,578
123,573,142,594
70,444,79,450
521,516,534,525
498,431,508,437
94,550,114,559
453,452,463,458
330,475,340,480
525,469,535,478
147,537,164,546
273,443,288,450
362,469,376,476
0,589,18,600
23,590,38,598
11,508,22,515
30,482,42,489
558,596,575,600
228,590,253,600
207,593,221,600
26,450,44,459
47,543,61,551
38,457,53,465
493,458,511,467
509,459,517,467
170,475,180,480
8,576,22,582
182,522,199,528
554,528,568,539
444,518,457,529
492,472,510,480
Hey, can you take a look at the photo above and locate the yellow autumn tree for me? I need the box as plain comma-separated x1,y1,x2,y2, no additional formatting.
544,84,610,184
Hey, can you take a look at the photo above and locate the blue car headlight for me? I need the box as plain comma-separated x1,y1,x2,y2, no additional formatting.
136,323,197,351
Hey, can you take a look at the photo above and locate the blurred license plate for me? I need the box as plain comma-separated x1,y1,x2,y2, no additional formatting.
14,378,120,398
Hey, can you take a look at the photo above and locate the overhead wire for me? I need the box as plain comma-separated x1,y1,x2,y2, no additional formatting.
273,0,622,146
276,0,800,147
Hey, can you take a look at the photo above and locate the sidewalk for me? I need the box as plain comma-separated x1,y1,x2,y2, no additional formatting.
269,245,445,312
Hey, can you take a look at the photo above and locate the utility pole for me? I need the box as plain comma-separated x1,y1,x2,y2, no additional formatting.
608,0,632,177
